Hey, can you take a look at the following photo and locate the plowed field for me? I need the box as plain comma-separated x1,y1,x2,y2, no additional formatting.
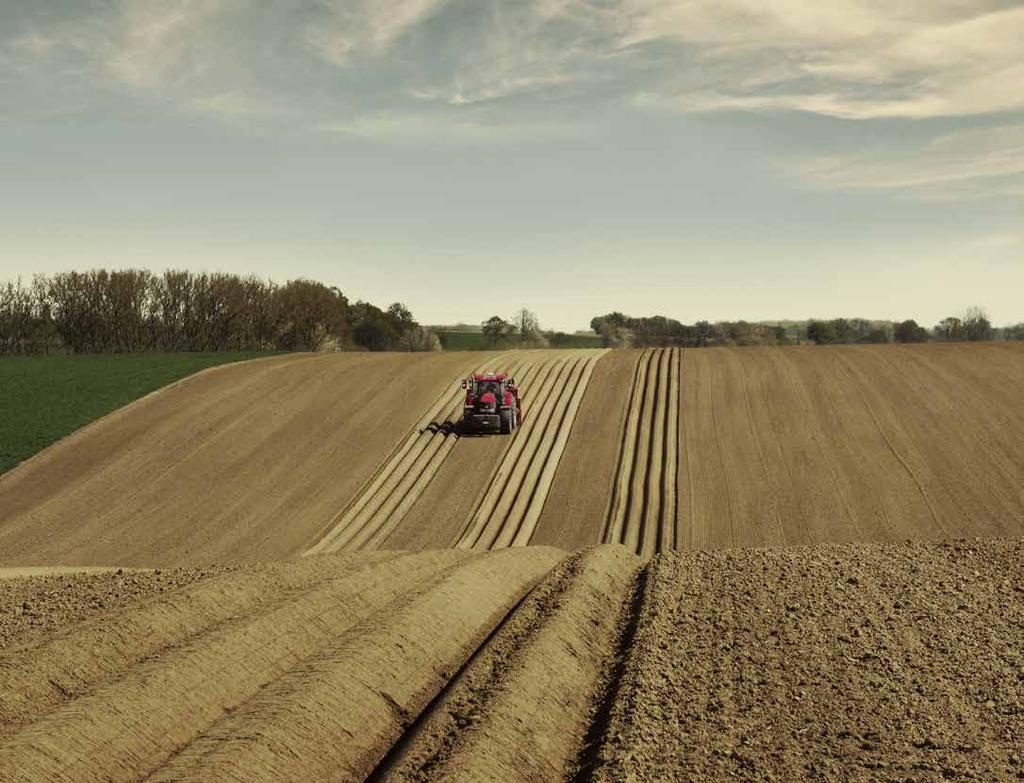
1,342,1023,780
1,539,1021,781
2,344,1024,565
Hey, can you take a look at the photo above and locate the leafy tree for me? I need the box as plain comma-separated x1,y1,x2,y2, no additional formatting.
694,320,713,347
806,320,837,344
351,302,400,351
387,302,416,333
590,312,629,335
936,316,966,341
894,319,928,343
482,315,511,344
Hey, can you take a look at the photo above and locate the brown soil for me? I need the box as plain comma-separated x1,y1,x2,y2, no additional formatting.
676,344,1024,550
0,565,229,650
311,349,607,554
589,538,1024,782
0,352,491,566
3,344,1022,564
530,348,639,550
2,539,1020,781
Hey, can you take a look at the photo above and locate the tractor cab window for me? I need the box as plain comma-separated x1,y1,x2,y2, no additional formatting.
476,381,501,397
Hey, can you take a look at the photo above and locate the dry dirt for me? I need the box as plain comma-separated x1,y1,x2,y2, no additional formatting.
0,565,231,650
309,349,606,553
0,352,494,566
677,343,1024,550
3,344,1023,564
1,343,1023,780
1,539,1020,782
529,348,639,550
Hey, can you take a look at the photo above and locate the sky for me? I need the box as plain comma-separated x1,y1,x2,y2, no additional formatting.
1,0,1022,331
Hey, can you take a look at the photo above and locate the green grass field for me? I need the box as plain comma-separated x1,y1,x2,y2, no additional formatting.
0,352,272,475
436,331,603,351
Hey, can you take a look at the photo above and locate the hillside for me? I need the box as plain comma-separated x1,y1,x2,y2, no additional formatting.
1,343,1022,566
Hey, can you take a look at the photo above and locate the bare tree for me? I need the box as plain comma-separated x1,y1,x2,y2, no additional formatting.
962,306,993,342
397,325,442,352
512,308,540,343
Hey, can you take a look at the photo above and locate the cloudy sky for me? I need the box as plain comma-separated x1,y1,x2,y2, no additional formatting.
1,0,1022,330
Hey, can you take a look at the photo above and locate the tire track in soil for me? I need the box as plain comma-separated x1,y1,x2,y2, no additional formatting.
5,539,1022,782
0,550,474,782
0,553,396,740
603,348,680,557
455,350,607,550
304,352,540,554
145,547,564,783
371,545,641,783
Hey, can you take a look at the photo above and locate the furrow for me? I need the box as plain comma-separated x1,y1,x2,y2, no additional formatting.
639,349,670,559
0,554,392,738
305,354,520,556
447,354,554,547
456,356,567,548
304,377,470,555
622,349,660,554
345,355,535,551
604,350,653,546
490,356,589,549
305,357,502,556
374,544,641,783
0,551,468,783
516,350,606,547
661,347,680,552
145,546,565,783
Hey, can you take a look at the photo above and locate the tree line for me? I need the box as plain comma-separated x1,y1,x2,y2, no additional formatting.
590,307,1024,348
590,313,788,348
0,269,440,356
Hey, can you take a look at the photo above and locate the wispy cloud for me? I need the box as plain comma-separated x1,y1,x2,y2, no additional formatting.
317,110,579,143
626,3,1024,120
305,0,449,65
3,0,1024,148
793,124,1024,199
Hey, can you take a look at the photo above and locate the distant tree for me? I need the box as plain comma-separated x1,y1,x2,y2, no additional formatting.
936,316,966,341
864,326,891,344
894,319,929,343
482,315,512,344
397,325,442,352
590,312,629,336
351,301,400,351
513,308,540,343
386,302,416,334
694,320,713,347
962,306,993,342
598,320,632,348
1004,323,1024,341
806,320,837,345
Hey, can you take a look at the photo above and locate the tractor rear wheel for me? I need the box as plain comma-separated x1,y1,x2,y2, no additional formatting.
500,408,513,434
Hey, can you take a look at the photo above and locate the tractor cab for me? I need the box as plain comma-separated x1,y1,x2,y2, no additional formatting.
461,372,522,434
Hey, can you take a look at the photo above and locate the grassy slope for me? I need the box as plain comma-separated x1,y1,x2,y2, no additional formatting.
0,352,272,475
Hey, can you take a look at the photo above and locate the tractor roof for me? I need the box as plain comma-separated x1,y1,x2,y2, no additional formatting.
472,372,507,381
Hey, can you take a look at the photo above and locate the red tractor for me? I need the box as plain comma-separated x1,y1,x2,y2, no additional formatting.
461,372,522,435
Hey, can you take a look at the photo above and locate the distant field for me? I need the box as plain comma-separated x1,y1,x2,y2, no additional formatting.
0,352,272,475
436,330,602,350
